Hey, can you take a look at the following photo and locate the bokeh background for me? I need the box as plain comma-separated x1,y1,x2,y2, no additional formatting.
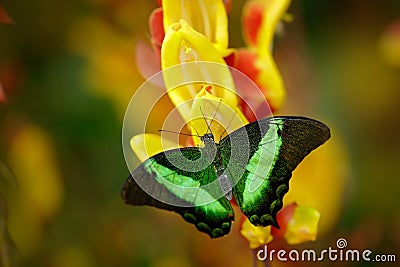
0,0,399,266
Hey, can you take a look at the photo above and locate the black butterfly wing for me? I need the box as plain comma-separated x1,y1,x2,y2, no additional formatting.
219,116,330,227
121,147,234,238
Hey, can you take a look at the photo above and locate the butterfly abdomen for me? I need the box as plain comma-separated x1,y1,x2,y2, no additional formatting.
211,143,233,201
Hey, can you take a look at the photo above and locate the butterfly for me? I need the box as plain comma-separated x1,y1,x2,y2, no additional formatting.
121,116,330,238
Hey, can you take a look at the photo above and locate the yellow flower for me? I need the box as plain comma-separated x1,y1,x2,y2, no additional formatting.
254,0,292,110
129,86,248,162
283,205,320,245
160,19,244,128
133,14,249,163
240,0,292,110
240,219,273,249
190,86,248,144
162,0,230,56
241,203,320,247
249,0,292,55
130,133,181,162
6,123,63,257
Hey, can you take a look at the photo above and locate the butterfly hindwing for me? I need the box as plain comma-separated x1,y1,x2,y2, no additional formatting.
219,116,330,228
121,147,234,238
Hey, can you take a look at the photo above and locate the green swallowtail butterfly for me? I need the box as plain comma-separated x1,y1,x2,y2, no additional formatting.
121,116,330,238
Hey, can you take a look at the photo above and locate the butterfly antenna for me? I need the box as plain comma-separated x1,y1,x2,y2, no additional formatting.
199,106,212,134
219,109,238,140
210,99,223,126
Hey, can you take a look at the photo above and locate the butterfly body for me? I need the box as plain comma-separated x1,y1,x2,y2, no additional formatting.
121,116,330,238
200,133,234,201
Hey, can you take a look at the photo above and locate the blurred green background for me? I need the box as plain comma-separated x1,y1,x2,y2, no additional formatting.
0,0,399,266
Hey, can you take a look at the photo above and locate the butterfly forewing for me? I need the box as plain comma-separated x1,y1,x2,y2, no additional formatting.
219,116,330,228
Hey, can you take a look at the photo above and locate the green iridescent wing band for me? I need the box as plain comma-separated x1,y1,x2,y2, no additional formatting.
219,116,331,228
121,148,234,238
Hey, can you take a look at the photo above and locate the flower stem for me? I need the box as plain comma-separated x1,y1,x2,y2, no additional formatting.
252,249,271,267
252,249,258,267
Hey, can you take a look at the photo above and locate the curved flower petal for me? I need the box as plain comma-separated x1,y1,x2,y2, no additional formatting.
240,0,291,111
251,0,291,110
135,41,161,81
149,7,164,51
240,217,273,249
232,48,285,111
162,19,229,67
257,0,291,57
223,0,232,13
130,133,181,162
242,0,264,47
270,202,297,239
162,0,229,56
243,0,291,52
161,19,238,123
256,52,286,110
283,205,320,245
